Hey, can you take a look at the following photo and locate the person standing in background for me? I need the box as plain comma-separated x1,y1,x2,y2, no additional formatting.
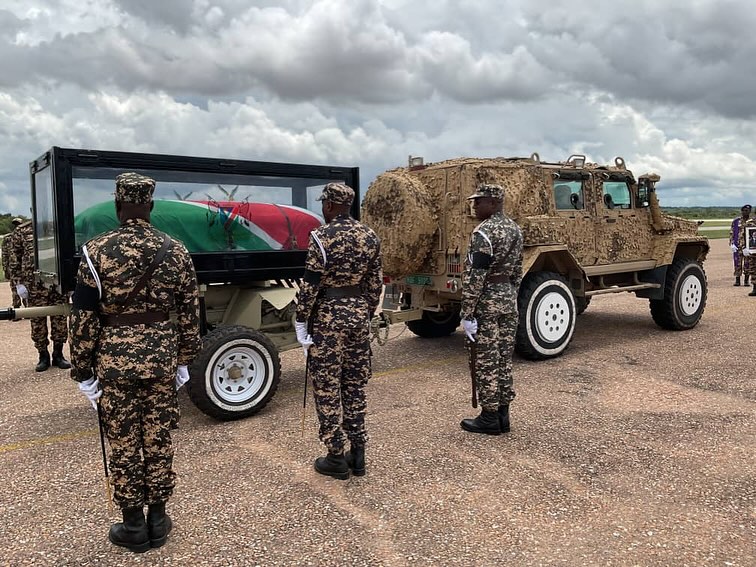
2,217,23,310
9,219,71,371
729,204,751,286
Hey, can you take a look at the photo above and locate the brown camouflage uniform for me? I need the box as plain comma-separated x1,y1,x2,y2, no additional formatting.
2,224,21,308
69,173,201,510
296,184,382,456
9,221,69,351
461,190,524,411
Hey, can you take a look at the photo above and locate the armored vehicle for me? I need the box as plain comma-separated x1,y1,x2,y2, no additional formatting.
2,147,359,420
362,154,709,359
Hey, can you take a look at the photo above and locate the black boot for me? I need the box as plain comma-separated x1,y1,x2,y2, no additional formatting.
734,276,741,286
147,501,173,548
51,344,71,369
108,506,150,553
345,444,366,476
314,452,350,480
749,285,756,297
35,350,50,372
498,404,511,433
460,409,502,435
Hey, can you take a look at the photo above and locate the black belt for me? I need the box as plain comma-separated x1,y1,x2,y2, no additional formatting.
319,285,362,299
101,312,169,326
486,274,510,284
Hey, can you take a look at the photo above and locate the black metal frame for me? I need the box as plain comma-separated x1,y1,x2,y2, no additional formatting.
29,147,360,293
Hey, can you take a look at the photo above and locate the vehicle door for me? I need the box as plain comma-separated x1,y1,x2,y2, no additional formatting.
594,173,655,263
550,169,598,266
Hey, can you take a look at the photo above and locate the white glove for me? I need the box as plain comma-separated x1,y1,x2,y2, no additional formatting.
16,283,28,300
462,318,478,342
744,249,752,257
731,243,739,253
78,377,102,410
295,321,314,354
175,365,190,390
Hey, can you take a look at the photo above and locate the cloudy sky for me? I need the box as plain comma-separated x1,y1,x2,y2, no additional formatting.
1,0,756,214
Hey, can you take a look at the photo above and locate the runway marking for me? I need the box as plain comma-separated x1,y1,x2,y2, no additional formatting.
0,429,96,454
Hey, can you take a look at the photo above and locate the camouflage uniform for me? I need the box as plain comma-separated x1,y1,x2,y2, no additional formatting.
1,219,22,308
461,185,523,412
729,211,751,279
296,183,382,457
9,221,69,352
69,173,201,510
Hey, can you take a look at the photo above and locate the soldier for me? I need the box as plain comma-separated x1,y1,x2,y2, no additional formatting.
69,173,201,553
295,182,382,480
9,219,71,371
1,217,23,309
729,204,751,286
459,183,523,435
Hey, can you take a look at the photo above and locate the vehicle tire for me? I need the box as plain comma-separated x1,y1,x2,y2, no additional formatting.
575,296,592,315
649,258,707,330
407,309,461,338
188,325,280,421
515,271,576,360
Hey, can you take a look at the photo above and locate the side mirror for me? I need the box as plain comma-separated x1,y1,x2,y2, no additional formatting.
569,193,579,209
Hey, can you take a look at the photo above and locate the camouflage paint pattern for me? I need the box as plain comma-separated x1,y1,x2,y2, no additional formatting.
461,211,523,410
296,213,382,455
730,216,751,277
69,217,201,508
362,156,706,280
9,221,68,350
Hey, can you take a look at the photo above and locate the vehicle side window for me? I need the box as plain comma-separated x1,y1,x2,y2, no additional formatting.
553,180,584,210
602,181,631,209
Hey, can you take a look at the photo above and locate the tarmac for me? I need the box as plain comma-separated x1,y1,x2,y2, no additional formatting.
0,238,753,566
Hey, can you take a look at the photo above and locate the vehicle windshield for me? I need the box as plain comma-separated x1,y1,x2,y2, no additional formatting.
72,166,332,253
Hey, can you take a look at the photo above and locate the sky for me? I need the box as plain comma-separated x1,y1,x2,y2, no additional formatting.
2,0,756,214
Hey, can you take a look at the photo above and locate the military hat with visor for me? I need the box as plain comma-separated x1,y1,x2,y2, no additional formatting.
467,183,505,201
317,182,355,206
115,172,156,204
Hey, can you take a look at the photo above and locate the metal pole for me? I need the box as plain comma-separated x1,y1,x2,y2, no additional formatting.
96,400,114,512
300,351,309,438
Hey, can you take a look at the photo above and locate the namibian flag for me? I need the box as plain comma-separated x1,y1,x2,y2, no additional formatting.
74,200,323,253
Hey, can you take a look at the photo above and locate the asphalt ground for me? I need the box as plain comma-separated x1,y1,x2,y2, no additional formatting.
0,238,753,566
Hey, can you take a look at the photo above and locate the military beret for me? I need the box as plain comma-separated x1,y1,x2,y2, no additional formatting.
467,183,504,201
317,182,355,206
742,204,752,212
115,172,155,204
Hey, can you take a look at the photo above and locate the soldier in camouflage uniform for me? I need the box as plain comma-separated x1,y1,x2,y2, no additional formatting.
459,183,523,435
1,217,23,309
295,182,382,479
729,204,751,286
69,173,201,553
9,219,71,371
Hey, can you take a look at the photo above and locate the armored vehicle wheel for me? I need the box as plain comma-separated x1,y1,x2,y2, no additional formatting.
188,325,280,420
649,258,707,330
407,309,461,338
516,272,576,360
576,296,592,315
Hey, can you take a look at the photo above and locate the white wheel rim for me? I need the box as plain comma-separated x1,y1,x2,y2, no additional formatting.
209,341,268,405
679,274,703,316
534,291,571,343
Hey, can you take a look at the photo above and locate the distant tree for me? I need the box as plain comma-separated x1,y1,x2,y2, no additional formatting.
0,213,29,236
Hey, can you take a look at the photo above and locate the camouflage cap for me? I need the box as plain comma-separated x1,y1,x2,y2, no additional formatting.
742,204,752,211
115,172,155,204
11,217,23,225
317,182,355,206
467,183,504,201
